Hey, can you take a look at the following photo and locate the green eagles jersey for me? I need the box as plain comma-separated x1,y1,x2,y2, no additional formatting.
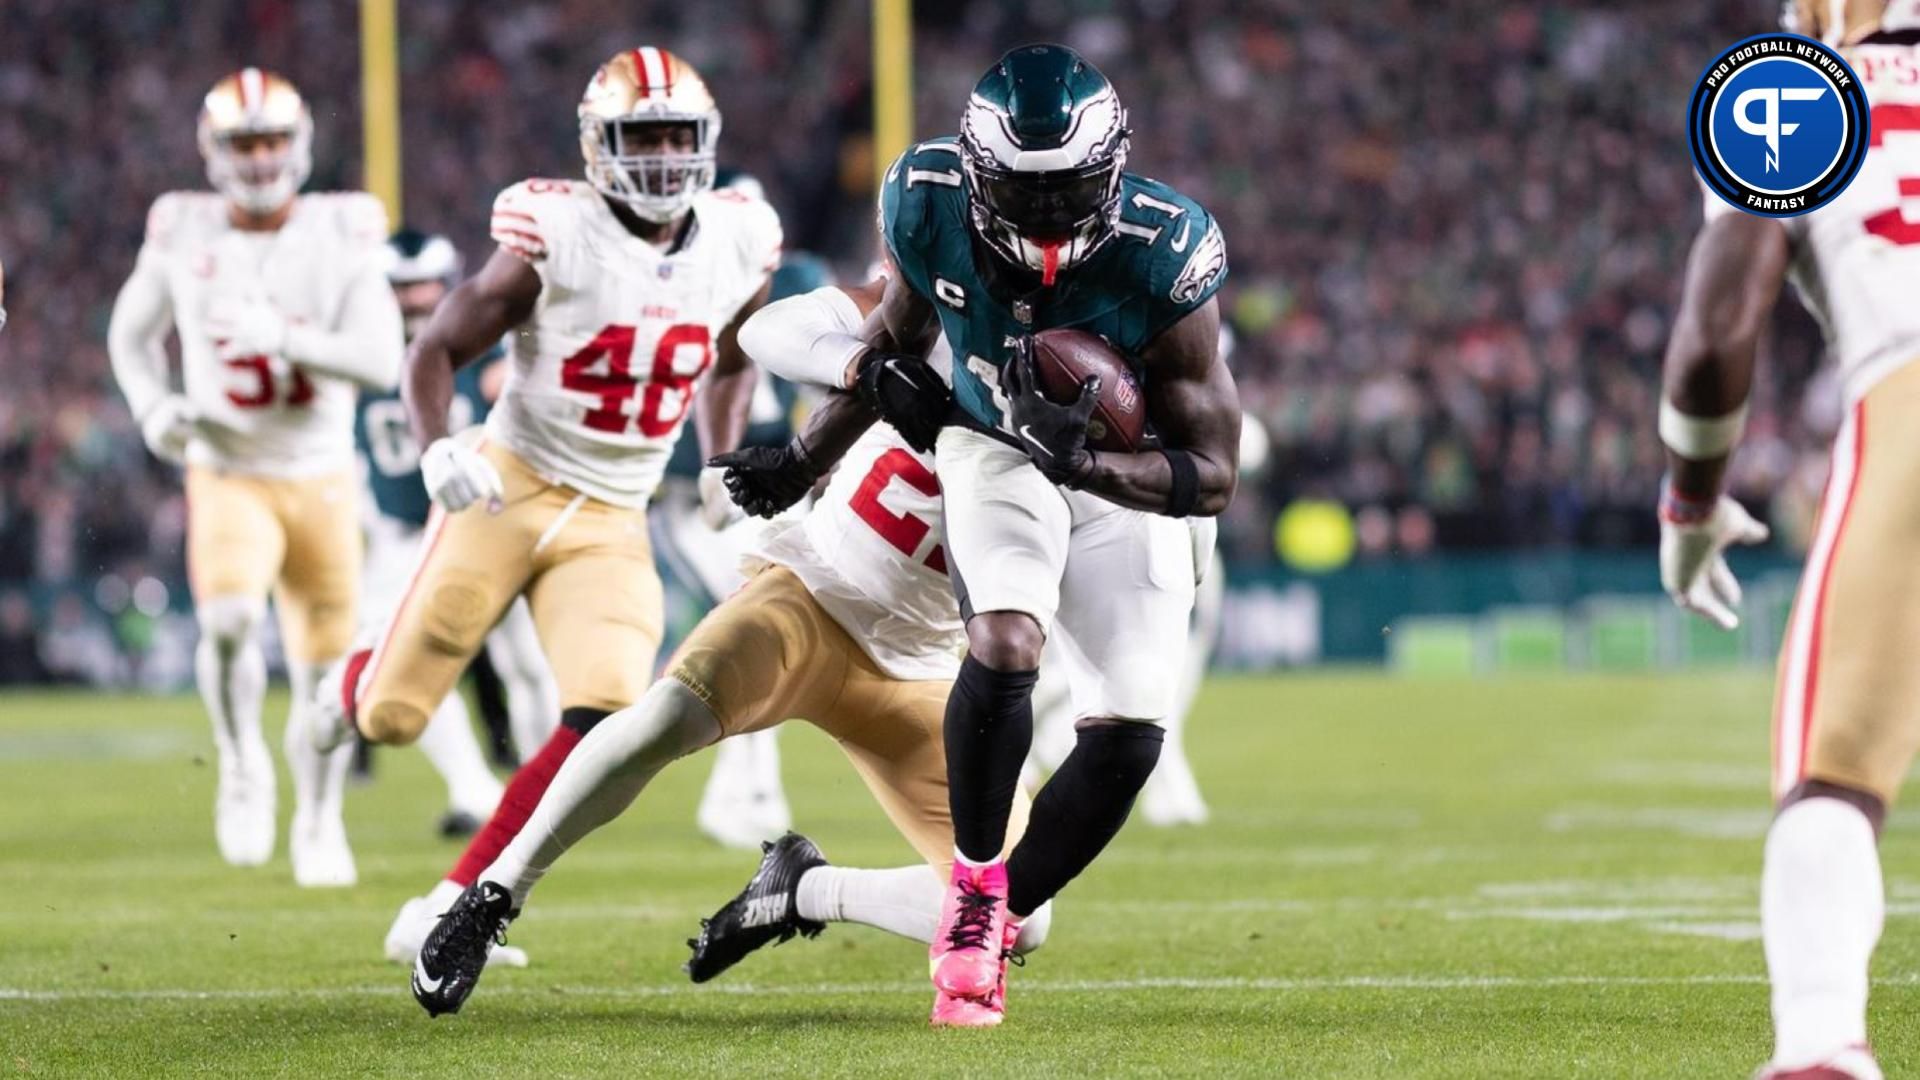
880,137,1227,433
355,350,497,527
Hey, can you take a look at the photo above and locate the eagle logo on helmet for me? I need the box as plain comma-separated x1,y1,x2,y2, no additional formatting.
197,68,312,215
958,45,1131,287
578,47,722,224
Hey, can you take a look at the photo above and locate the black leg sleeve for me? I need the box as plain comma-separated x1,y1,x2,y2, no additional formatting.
1006,722,1164,917
944,656,1039,863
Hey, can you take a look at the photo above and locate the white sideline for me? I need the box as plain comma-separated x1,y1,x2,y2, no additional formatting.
0,973,1858,1003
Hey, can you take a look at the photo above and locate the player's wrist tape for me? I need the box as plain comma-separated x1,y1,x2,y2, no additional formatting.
1658,477,1719,526
1162,448,1199,517
1658,399,1747,460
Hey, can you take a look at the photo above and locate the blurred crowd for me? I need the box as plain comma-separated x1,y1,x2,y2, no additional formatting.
0,0,1840,683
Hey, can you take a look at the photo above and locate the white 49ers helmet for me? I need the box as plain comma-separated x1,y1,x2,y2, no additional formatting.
197,67,312,215
578,47,720,223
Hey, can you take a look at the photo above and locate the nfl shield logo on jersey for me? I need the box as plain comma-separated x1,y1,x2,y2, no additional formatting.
1688,32,1871,217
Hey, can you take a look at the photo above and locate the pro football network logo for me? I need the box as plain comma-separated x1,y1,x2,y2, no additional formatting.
1688,33,1870,217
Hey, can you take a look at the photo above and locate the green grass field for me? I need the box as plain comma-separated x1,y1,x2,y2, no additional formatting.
5,672,1918,1077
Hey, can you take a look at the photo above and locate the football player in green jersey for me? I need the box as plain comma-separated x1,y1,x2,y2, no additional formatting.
713,44,1238,1026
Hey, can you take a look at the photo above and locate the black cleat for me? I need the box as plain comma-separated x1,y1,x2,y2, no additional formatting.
437,810,483,840
412,881,517,1017
684,832,827,983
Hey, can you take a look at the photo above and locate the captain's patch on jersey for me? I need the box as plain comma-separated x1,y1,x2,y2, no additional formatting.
1688,33,1870,218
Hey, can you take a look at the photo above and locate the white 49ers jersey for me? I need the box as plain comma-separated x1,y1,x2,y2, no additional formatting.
135,191,389,475
485,179,782,507
750,424,961,682
1706,38,1920,404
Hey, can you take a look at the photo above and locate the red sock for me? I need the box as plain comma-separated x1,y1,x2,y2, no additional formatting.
447,725,584,887
340,648,373,732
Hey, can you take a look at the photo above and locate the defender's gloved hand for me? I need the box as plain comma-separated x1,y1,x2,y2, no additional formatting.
1658,485,1770,631
709,439,822,519
1005,341,1098,488
421,437,505,513
854,351,950,454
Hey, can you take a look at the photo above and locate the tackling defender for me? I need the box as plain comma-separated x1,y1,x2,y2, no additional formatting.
763,45,1236,1013
107,69,402,885
1656,5,1920,1078
409,277,1052,1027
312,47,778,911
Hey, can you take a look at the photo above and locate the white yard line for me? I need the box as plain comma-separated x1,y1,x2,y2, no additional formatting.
0,973,1804,1003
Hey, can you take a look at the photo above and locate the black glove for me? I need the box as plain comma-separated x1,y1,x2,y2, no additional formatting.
707,439,822,518
1005,341,1100,488
855,352,950,454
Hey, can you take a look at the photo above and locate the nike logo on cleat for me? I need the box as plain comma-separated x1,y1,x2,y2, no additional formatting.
742,896,787,928
413,955,444,994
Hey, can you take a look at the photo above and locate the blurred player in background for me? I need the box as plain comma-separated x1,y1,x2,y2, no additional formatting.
106,68,402,886
409,276,1049,1024
1656,5,1920,1077
312,46,778,906
0,252,7,332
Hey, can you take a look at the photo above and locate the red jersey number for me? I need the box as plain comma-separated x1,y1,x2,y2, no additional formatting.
558,323,713,436
1864,104,1920,246
225,356,315,409
847,448,947,573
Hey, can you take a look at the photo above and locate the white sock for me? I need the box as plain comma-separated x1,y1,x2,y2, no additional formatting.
795,865,1054,954
797,865,944,941
194,607,267,767
426,877,463,910
485,680,718,905
414,693,504,816
1763,797,1884,1067
284,659,352,830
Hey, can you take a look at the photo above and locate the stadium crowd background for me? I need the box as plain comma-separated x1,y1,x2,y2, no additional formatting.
0,0,1835,684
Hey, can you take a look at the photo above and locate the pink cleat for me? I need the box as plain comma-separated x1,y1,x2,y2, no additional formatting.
1755,1045,1882,1080
929,859,1009,999
929,917,1021,1028
930,987,1003,1028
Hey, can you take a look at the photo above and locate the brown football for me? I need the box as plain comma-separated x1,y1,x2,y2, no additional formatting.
1030,328,1147,453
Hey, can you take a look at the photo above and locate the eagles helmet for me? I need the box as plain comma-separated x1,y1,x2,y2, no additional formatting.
959,44,1130,286
381,228,463,288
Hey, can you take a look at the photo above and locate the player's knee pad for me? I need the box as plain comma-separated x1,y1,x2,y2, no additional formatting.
1012,900,1053,955
197,595,264,647
362,698,431,747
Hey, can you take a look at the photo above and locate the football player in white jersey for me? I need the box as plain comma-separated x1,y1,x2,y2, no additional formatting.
311,47,779,904
1657,5,1920,1077
106,68,403,886
409,276,1051,1025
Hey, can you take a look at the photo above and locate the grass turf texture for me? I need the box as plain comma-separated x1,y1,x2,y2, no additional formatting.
4,672,1917,1077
